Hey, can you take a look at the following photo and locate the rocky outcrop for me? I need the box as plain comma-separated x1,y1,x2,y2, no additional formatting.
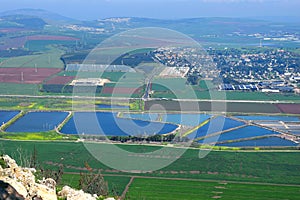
0,180,25,200
58,186,98,200
0,155,57,200
0,155,116,200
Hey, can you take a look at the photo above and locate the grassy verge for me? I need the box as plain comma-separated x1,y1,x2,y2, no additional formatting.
0,97,140,112
0,131,78,141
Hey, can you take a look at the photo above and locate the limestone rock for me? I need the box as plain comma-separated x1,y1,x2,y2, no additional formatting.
58,186,98,200
0,155,57,200
0,180,25,200
0,155,115,200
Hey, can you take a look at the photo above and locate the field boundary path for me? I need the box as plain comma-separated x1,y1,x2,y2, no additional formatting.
120,176,135,200
63,172,300,187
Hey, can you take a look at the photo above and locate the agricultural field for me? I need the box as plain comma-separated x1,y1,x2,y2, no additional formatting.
0,140,299,185
0,47,65,69
25,40,76,52
144,100,284,114
276,104,300,114
45,76,74,85
0,83,40,95
151,79,300,101
0,67,61,84
0,97,136,111
152,85,300,101
125,178,300,200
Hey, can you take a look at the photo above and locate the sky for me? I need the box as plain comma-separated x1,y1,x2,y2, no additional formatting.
0,0,299,20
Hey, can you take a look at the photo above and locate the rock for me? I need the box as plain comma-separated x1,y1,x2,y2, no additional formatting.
0,180,25,200
58,186,98,200
0,155,57,200
38,178,56,190
0,176,28,198
0,155,115,200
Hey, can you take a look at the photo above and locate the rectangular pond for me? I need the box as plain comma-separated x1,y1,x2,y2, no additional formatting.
6,111,69,132
234,115,300,122
216,137,298,147
187,116,245,139
197,126,280,144
60,112,178,136
0,111,20,124
122,113,211,126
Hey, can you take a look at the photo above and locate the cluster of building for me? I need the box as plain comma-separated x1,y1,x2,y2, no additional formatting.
159,67,189,78
153,47,219,80
152,47,300,94
62,24,105,34
219,84,259,91
219,81,297,93
209,48,300,82
65,64,136,72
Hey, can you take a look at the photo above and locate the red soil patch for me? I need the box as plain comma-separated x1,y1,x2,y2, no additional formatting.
0,35,79,50
0,37,27,50
0,68,61,84
45,76,74,85
102,87,141,94
276,104,300,114
0,28,27,33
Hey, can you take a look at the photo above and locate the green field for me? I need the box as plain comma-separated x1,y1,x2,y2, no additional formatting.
0,140,299,185
25,40,76,52
125,178,300,200
0,83,40,95
0,97,135,111
0,140,299,199
152,88,300,101
58,71,144,82
151,79,300,101
0,48,64,69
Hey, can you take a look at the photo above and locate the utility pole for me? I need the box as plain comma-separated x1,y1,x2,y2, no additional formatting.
21,72,24,82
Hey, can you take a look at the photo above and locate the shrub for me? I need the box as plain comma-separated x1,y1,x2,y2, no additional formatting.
79,170,108,196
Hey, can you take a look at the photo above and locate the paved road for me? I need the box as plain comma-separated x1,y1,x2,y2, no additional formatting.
0,94,299,104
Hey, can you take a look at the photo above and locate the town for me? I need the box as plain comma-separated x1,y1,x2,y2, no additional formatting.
152,47,300,93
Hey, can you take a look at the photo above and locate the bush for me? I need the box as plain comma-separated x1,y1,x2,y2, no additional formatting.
79,170,108,196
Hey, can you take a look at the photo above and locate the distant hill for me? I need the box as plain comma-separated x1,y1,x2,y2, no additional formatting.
0,8,78,25
0,15,47,29
93,17,279,36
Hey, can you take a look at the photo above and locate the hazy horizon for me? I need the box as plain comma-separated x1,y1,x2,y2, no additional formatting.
0,0,299,21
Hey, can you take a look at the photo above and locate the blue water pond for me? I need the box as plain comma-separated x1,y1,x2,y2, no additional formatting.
234,115,299,122
6,112,69,132
122,113,211,126
197,126,280,144
0,111,20,125
188,116,245,139
122,113,160,122
61,112,178,136
217,136,298,147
